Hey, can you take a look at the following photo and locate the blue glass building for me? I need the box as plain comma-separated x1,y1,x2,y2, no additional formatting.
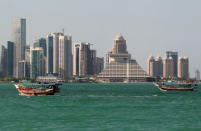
33,38,46,57
47,35,53,74
7,41,14,77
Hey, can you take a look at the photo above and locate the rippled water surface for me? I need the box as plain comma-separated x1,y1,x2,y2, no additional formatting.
0,83,201,131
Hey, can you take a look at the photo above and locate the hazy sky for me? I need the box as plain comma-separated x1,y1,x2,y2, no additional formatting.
1,0,201,77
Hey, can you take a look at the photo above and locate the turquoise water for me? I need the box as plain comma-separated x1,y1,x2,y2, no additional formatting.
0,83,201,131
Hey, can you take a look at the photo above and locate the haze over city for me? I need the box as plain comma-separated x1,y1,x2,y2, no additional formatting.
1,0,201,76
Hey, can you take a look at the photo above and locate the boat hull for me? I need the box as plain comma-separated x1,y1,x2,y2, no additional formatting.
154,83,194,91
15,84,56,96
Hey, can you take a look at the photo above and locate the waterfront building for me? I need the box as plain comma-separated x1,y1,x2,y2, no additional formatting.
73,42,99,76
165,51,178,77
7,41,14,77
195,70,200,81
97,35,148,82
163,56,174,78
58,35,73,79
155,56,163,77
88,49,97,75
53,32,64,75
30,47,45,78
95,57,104,74
17,60,26,79
146,56,156,77
73,42,91,76
12,18,26,78
33,38,46,57
46,34,54,74
46,32,64,75
177,57,189,79
0,45,8,77
25,45,31,78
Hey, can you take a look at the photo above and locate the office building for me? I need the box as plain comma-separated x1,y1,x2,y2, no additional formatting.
73,42,91,76
97,35,148,82
25,45,31,78
165,51,178,77
30,47,45,78
17,60,26,79
46,32,64,75
95,57,104,74
88,49,97,75
155,56,163,77
0,45,8,77
58,35,73,79
146,56,156,77
163,56,174,78
12,18,26,78
34,38,46,57
178,57,189,79
53,33,64,74
195,70,200,81
7,41,14,77
46,34,54,74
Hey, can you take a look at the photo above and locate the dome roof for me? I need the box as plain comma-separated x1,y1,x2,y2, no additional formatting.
115,34,125,40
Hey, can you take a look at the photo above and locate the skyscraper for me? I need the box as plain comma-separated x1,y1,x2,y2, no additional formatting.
97,35,148,82
112,35,127,54
155,56,163,77
163,56,174,78
178,57,189,79
53,32,64,74
95,57,104,74
87,49,97,75
58,35,72,79
7,41,14,77
46,34,54,74
46,32,64,75
146,56,156,77
0,45,8,77
165,51,178,77
17,60,26,79
30,47,45,78
12,18,26,78
195,70,200,81
25,45,31,78
73,42,91,76
33,38,46,57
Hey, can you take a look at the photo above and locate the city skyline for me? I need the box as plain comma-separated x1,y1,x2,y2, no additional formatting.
1,0,201,76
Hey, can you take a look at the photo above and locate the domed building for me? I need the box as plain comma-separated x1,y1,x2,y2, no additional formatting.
97,35,149,83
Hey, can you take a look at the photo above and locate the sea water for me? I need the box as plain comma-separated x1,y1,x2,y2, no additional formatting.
0,83,201,131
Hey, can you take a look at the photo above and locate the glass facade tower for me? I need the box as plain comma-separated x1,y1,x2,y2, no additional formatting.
7,41,14,76
12,18,26,77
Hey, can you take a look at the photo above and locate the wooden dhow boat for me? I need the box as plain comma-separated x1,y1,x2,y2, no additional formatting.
154,81,198,91
15,83,61,96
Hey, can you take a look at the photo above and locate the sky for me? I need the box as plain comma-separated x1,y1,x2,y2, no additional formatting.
0,0,201,77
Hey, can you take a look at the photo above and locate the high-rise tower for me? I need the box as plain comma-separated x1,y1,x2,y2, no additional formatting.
178,57,189,79
165,51,178,77
112,35,127,54
58,35,72,79
12,18,26,78
146,56,155,77
163,56,174,78
73,42,91,76
46,34,54,74
7,41,15,77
